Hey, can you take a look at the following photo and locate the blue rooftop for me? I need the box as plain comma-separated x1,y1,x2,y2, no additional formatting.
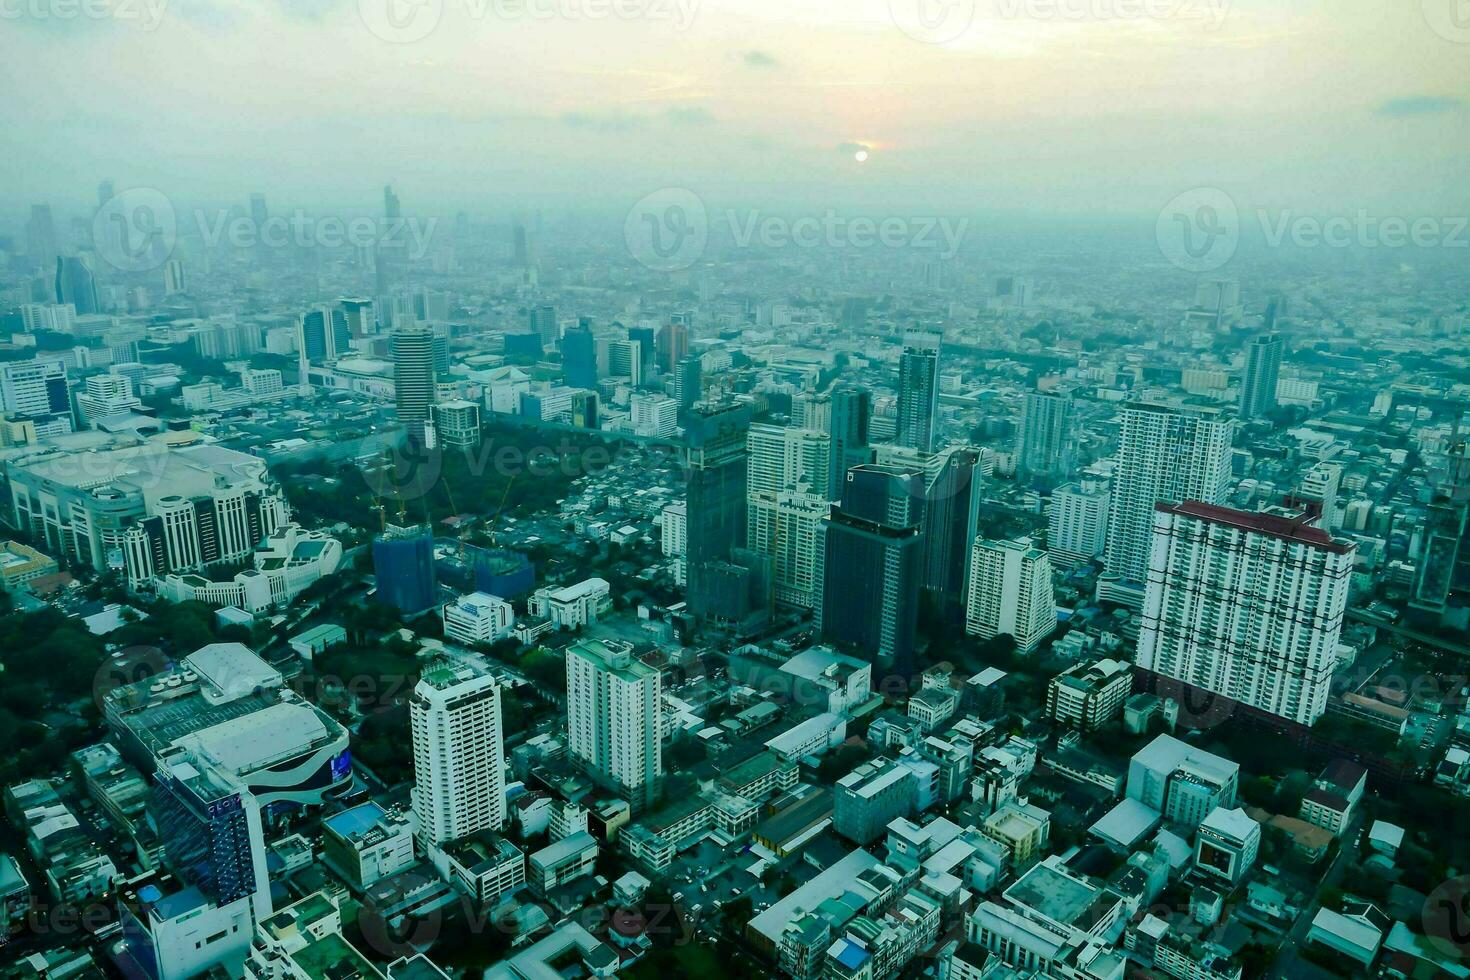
832,938,870,970
324,801,386,841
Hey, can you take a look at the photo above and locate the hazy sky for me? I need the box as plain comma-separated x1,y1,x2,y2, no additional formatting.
3,0,1468,221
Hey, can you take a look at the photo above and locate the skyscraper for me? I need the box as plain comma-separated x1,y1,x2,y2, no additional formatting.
685,400,751,618
1015,389,1075,480
163,258,186,295
1103,401,1234,601
746,423,832,499
152,751,271,917
530,304,557,346
26,204,58,271
656,321,689,373
896,330,942,453
828,386,874,495
54,255,99,315
966,537,1056,655
372,523,437,614
822,464,926,673
1239,333,1283,419
392,322,437,441
1048,479,1111,569
561,320,598,390
746,489,828,612
566,639,662,809
411,657,506,852
1137,501,1354,725
921,445,988,605
674,353,702,411
375,184,405,302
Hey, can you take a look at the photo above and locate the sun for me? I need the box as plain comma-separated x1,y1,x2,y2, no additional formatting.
854,150,869,163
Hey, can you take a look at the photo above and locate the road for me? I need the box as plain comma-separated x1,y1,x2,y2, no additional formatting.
1267,810,1365,978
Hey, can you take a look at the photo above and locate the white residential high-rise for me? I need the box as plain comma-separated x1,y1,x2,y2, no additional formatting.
746,489,828,611
411,658,507,852
1137,502,1354,725
629,392,678,438
1103,401,1234,599
1296,461,1343,530
660,501,686,557
747,422,832,498
1048,479,1111,569
566,639,662,808
966,537,1057,654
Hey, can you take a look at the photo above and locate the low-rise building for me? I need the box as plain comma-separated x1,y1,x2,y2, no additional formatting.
321,802,415,891
1046,659,1132,731
441,592,515,645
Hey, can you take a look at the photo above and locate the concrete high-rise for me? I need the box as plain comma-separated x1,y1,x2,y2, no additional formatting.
747,423,832,499
1015,390,1075,480
392,323,437,442
1103,401,1234,601
1239,333,1283,419
966,537,1056,655
822,464,926,673
411,658,507,852
1048,479,1111,570
896,330,942,452
566,639,662,809
1137,502,1354,725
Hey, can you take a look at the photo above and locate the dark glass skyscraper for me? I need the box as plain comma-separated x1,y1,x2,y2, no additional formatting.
829,386,874,494
921,447,986,606
1015,389,1075,481
561,320,598,390
54,255,99,315
1239,333,1283,419
896,330,942,452
684,400,751,619
822,464,926,674
373,523,438,614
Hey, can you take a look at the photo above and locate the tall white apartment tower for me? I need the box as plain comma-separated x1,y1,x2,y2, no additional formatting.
747,422,833,498
966,537,1057,654
566,639,662,808
1103,401,1234,600
411,658,506,852
1048,478,1111,569
1137,502,1354,725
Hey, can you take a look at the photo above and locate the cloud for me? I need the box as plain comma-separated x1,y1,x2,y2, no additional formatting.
1376,96,1466,118
743,50,779,69
665,107,715,126
837,141,870,155
559,111,644,132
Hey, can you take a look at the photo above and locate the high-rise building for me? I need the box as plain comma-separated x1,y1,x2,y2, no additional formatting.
966,537,1056,655
685,400,751,618
1239,333,1283,419
375,184,405,302
746,490,828,612
0,359,70,420
607,338,643,387
530,305,558,345
747,423,832,498
75,373,143,426
896,330,942,453
26,204,59,271
54,256,99,315
339,297,374,338
561,321,598,390
565,639,662,809
920,446,988,604
411,658,506,852
1048,479,1111,569
431,398,482,449
1015,390,1075,480
1103,401,1234,600
163,258,186,296
656,321,689,373
1137,502,1354,725
392,323,437,442
298,306,348,364
674,353,702,411
822,464,926,672
372,523,438,614
829,386,874,494
1296,461,1342,530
